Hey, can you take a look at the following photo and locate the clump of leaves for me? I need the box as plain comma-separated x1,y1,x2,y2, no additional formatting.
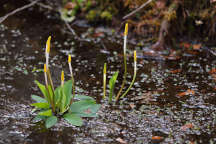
103,23,137,103
31,36,100,128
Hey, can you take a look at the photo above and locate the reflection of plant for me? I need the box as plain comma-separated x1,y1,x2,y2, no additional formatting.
103,23,137,103
31,36,100,128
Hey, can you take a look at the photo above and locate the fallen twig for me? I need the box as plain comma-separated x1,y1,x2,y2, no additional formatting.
0,0,40,23
27,0,53,11
123,0,153,20
64,21,78,37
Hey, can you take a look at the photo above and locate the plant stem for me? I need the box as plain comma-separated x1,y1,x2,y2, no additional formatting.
121,50,137,98
70,75,75,105
103,63,107,99
115,51,127,101
120,71,136,99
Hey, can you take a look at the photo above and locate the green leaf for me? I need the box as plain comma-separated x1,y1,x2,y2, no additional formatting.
69,100,100,117
34,80,49,102
31,95,47,103
70,99,96,113
63,80,73,107
31,102,50,109
32,115,46,123
74,95,95,100
38,109,52,116
76,104,101,117
109,71,119,102
60,88,67,113
47,85,54,103
63,113,83,126
45,116,58,128
54,86,62,108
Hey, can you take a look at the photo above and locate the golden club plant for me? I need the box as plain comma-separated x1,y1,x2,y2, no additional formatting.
31,36,100,128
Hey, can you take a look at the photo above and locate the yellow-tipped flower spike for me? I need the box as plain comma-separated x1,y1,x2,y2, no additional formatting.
68,55,71,63
46,36,51,53
124,23,128,36
134,50,137,62
44,64,47,73
103,63,107,75
61,70,64,82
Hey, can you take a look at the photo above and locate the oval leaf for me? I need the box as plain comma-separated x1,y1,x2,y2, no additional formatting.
34,80,49,101
31,95,47,103
45,116,58,128
31,102,50,109
38,109,52,116
64,113,83,126
70,99,95,113
74,95,95,100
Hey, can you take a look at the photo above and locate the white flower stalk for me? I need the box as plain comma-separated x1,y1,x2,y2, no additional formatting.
68,55,75,103
134,50,137,73
44,64,48,86
121,50,137,99
61,70,64,86
45,36,51,69
103,63,107,99
116,23,129,101
123,23,128,55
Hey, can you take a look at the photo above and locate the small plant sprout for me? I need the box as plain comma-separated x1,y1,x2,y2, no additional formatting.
103,63,107,99
102,23,137,103
31,36,100,128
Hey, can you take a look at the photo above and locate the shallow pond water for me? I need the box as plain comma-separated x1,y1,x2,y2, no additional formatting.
1,2,216,144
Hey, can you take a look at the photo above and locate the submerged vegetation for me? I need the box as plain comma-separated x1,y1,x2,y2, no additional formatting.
31,36,100,128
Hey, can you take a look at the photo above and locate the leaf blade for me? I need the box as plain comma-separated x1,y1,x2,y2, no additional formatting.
109,71,119,102
38,109,52,116
45,116,58,128
31,102,50,109
31,95,47,103
64,113,83,126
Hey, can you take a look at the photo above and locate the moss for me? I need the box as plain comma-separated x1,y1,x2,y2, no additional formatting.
86,10,98,21
100,11,112,21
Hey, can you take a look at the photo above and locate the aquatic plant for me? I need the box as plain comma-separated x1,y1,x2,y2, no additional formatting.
103,23,137,103
31,36,100,128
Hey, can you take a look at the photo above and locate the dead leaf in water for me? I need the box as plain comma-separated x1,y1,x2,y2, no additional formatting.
129,103,135,109
169,69,182,74
177,89,195,97
93,32,104,37
186,50,198,55
211,74,216,81
132,92,157,104
193,44,202,50
209,68,216,74
181,42,191,49
116,137,127,144
181,123,194,131
151,136,164,140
